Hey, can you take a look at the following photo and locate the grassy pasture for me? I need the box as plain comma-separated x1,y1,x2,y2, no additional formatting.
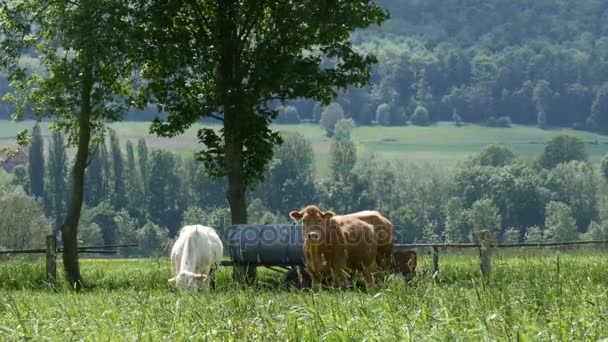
1,250,607,340
2,120,608,176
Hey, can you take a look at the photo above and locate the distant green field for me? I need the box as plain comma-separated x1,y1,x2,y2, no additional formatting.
1,120,607,176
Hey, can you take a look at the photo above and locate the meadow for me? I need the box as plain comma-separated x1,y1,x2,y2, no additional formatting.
1,250,607,340
2,120,608,177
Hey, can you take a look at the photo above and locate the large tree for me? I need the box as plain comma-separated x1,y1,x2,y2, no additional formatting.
1,0,134,289
132,1,388,224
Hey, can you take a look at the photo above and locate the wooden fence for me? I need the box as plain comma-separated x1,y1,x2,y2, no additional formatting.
397,230,608,280
1,230,607,286
0,235,138,286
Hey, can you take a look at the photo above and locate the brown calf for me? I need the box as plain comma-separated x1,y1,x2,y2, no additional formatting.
289,205,377,293
392,250,417,283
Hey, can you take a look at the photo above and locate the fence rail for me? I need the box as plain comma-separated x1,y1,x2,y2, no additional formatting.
0,235,138,286
395,239,608,249
2,232,607,287
395,236,608,280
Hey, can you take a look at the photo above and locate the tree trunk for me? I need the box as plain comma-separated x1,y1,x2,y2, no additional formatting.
60,70,93,291
218,0,247,225
225,135,247,224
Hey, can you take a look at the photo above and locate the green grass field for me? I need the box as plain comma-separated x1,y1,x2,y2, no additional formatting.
1,251,607,340
1,120,608,177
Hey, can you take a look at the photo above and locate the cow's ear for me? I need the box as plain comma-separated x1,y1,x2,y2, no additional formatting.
289,211,303,221
168,277,176,283
323,211,336,219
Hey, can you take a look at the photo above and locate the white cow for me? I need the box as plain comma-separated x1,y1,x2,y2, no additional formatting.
169,225,223,292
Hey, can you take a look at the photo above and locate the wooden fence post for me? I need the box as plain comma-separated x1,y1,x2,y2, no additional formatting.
46,234,57,286
479,230,491,281
432,245,439,279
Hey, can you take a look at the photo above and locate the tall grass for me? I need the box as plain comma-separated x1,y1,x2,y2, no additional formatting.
1,251,607,340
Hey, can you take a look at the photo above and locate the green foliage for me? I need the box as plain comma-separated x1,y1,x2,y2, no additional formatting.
545,161,599,231
540,134,587,169
590,83,608,132
85,140,110,207
601,155,608,183
334,118,356,141
544,201,578,242
134,1,388,205
80,202,119,245
136,222,170,257
503,227,520,243
109,129,126,210
147,150,183,236
247,199,282,224
452,110,463,127
47,132,68,234
10,164,28,190
486,116,512,128
472,145,516,167
181,206,231,236
320,103,345,137
410,106,430,126
329,139,357,180
581,221,608,241
467,198,501,242
124,140,146,225
27,125,44,199
275,106,301,124
525,225,544,243
255,132,315,216
0,185,51,250
79,223,104,246
390,206,421,243
443,197,467,243
375,103,392,126
533,80,552,128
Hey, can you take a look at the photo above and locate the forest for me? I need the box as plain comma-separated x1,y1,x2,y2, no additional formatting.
3,124,608,255
2,0,608,132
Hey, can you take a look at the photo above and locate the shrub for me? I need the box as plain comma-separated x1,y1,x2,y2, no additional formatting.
410,105,430,126
375,103,391,126
487,115,511,128
319,102,345,136
0,186,51,250
275,105,301,124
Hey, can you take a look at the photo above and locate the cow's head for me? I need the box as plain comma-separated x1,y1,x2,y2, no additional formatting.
168,270,208,292
289,205,335,244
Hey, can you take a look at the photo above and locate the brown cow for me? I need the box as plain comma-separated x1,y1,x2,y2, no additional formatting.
392,250,417,284
342,210,395,270
289,205,377,293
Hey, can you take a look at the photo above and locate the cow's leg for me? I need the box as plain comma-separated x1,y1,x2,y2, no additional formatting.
331,268,346,290
308,269,322,292
362,269,376,294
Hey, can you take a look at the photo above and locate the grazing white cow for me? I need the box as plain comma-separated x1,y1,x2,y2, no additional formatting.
169,225,223,292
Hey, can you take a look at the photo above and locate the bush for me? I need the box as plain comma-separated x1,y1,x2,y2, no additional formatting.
452,109,463,127
79,223,104,246
525,226,544,242
503,227,520,243
319,102,345,137
0,186,51,250
410,106,430,126
486,115,511,128
472,144,516,167
275,105,301,124
137,222,171,257
539,134,587,169
601,155,608,183
334,118,355,141
376,103,391,126
544,201,578,242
